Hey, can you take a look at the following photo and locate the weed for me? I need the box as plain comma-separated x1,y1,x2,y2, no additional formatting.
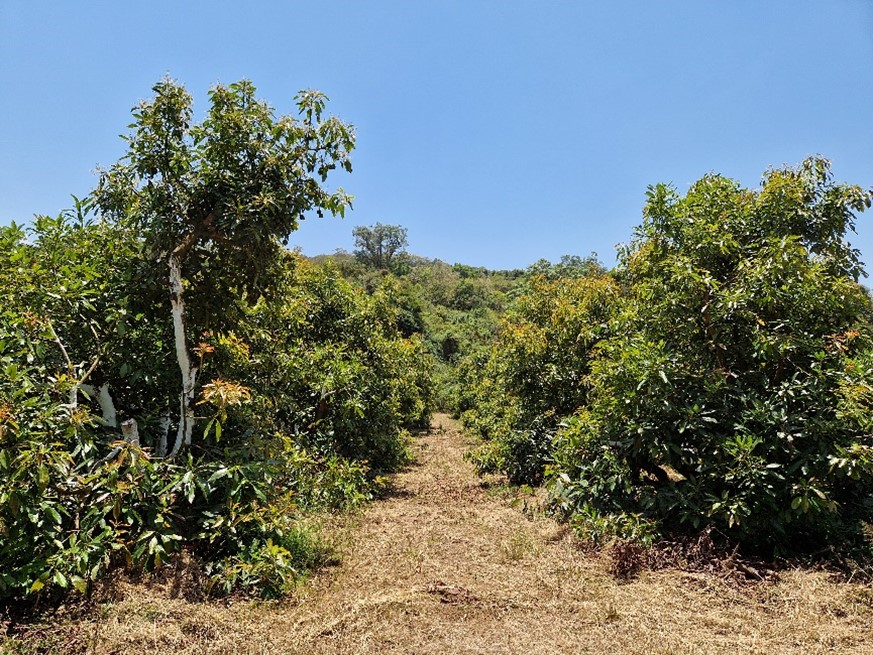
500,530,539,562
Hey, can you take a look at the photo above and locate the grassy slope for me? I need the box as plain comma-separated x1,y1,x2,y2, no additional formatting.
6,414,873,654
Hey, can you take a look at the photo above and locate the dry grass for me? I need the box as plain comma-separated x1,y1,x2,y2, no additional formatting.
5,413,873,654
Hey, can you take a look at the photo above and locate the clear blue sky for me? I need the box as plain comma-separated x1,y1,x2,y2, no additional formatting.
2,1,872,270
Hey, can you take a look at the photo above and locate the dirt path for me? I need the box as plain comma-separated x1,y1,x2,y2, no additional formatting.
27,414,873,654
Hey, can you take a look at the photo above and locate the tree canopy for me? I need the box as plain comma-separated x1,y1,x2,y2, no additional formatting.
560,160,873,550
353,223,408,270
92,77,356,455
460,158,873,554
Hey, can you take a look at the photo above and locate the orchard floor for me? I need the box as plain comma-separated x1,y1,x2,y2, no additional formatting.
8,414,873,655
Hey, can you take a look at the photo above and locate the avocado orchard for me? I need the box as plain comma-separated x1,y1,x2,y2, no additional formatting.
461,159,873,554
0,81,433,603
3,78,872,608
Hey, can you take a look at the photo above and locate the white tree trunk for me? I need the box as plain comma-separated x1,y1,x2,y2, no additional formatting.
78,383,118,428
168,252,198,457
97,383,118,428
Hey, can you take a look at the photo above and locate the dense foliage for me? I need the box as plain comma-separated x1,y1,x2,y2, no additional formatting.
93,77,355,458
459,272,617,485
225,254,434,470
316,244,524,409
0,82,432,605
5,77,872,608
461,159,873,556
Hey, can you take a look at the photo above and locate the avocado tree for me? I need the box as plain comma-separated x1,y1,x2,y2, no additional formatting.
554,158,873,551
93,78,355,456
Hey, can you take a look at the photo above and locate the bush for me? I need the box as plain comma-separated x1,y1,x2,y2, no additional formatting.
226,255,435,471
0,218,432,605
460,272,617,485
552,158,873,553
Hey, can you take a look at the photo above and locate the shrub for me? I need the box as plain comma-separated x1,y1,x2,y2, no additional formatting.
460,272,618,485
227,255,435,472
552,158,873,553
0,220,432,604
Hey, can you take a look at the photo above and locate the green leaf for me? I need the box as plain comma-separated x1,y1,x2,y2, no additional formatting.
208,467,230,482
45,506,62,525
37,465,50,489
72,575,88,594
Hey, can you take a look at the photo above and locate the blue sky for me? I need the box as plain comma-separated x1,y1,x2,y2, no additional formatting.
2,1,872,270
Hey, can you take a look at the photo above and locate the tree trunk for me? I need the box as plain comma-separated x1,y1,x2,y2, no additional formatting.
78,383,118,428
168,247,199,457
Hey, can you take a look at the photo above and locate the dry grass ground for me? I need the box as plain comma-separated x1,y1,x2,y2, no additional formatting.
6,413,873,654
